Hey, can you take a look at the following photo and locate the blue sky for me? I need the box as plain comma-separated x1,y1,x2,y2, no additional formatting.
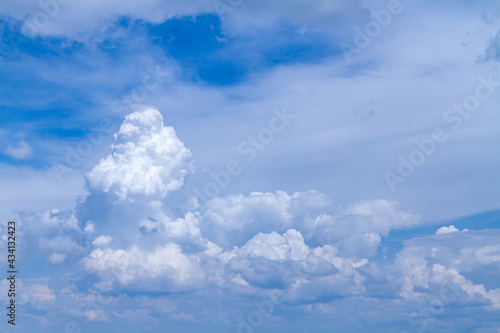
1,0,500,332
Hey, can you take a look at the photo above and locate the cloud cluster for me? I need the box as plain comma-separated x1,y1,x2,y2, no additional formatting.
10,108,500,332
395,229,500,309
25,110,417,296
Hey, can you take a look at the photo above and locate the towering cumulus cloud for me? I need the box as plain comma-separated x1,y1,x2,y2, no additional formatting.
79,108,422,297
85,108,193,201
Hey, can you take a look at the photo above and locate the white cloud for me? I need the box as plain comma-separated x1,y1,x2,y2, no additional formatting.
343,199,421,233
200,190,332,248
475,245,500,264
84,222,95,234
5,141,33,159
92,235,113,247
40,236,84,253
312,200,420,258
203,191,293,229
395,230,500,308
9,105,498,330
436,225,459,234
75,116,420,295
24,284,56,303
431,263,500,309
85,108,193,201
24,208,79,230
48,252,66,264
238,229,308,261
83,243,206,292
140,201,202,242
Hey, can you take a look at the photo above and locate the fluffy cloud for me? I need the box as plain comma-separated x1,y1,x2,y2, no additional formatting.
203,191,292,226
139,201,203,243
436,224,463,234
228,230,370,300
10,108,499,332
312,200,420,258
395,229,500,308
75,111,422,300
200,191,306,247
83,243,207,292
92,235,113,247
238,229,308,261
69,110,423,299
85,108,193,201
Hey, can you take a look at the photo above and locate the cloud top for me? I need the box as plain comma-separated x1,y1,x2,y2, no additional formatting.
85,108,193,201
